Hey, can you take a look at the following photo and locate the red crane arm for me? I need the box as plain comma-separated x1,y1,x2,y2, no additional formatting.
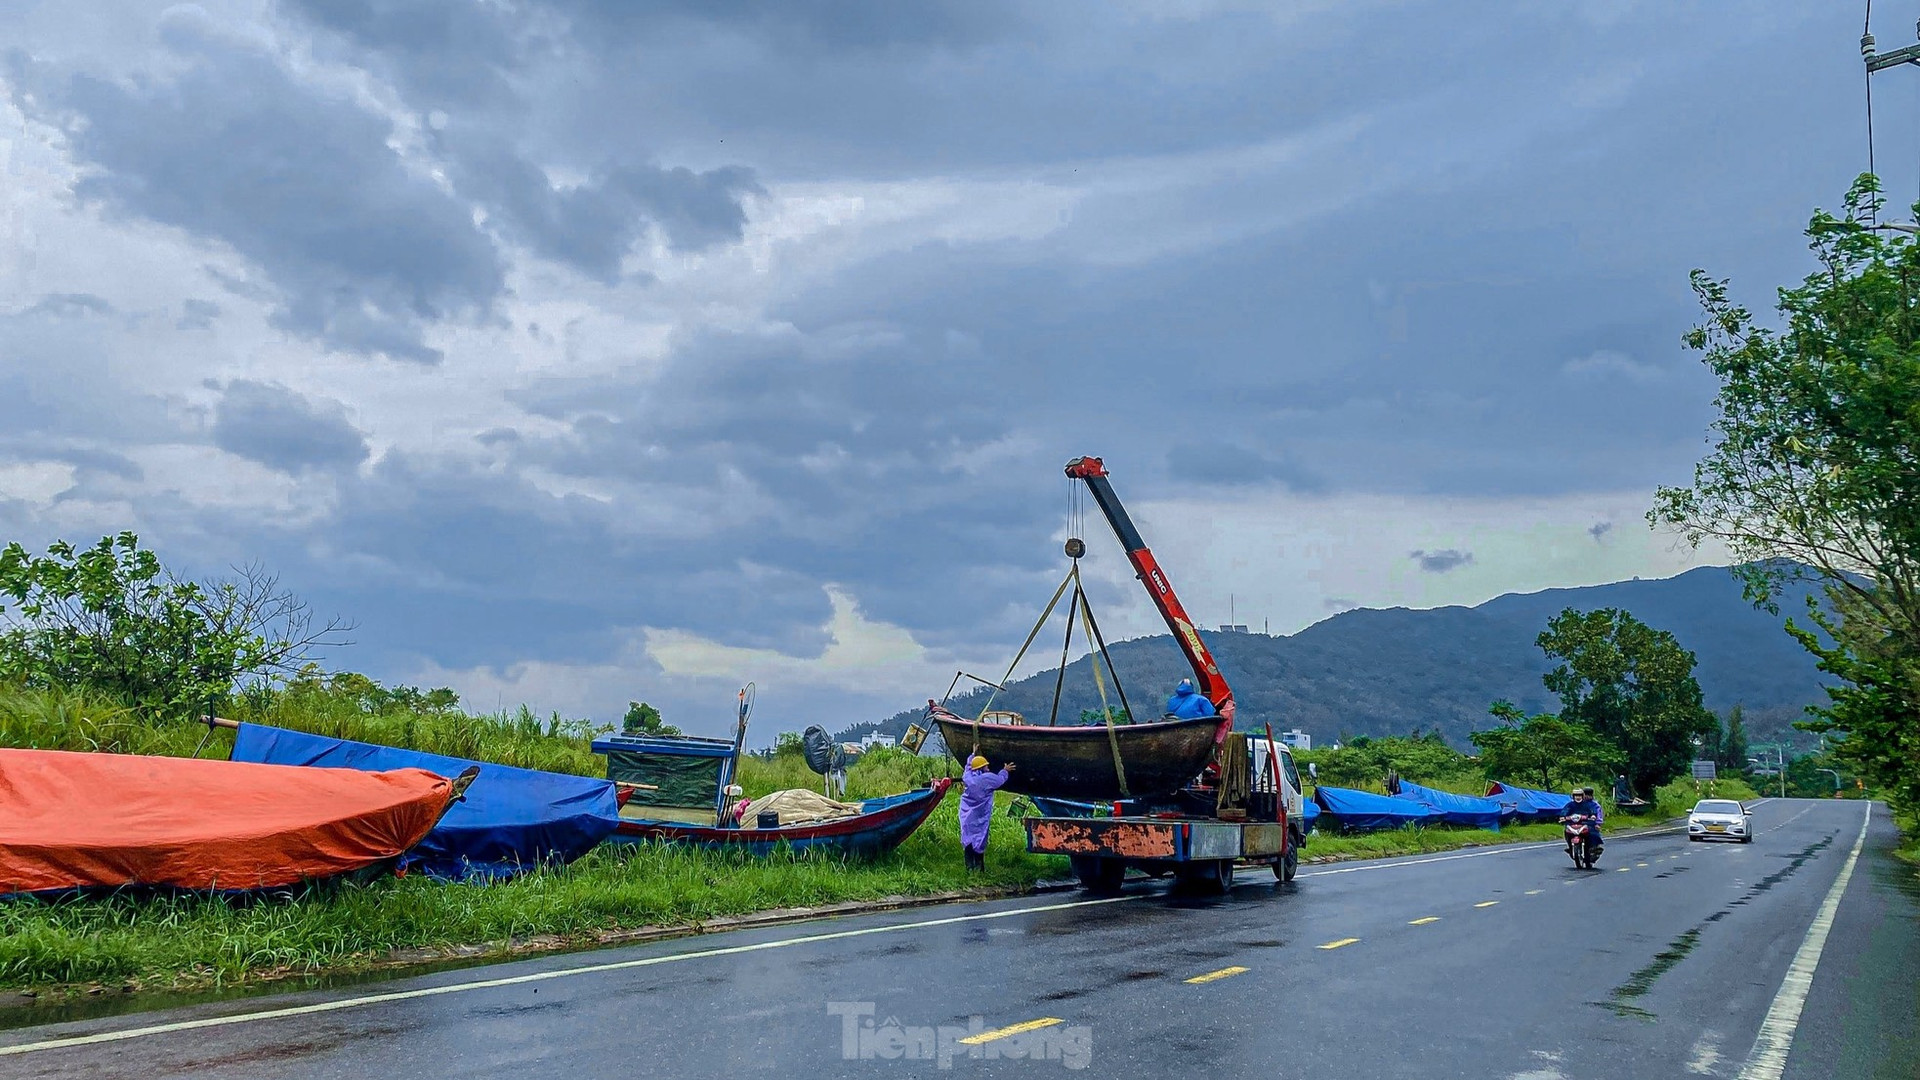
1064,456,1235,714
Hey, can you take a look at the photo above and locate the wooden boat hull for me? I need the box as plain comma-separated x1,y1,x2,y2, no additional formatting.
932,712,1224,800
609,779,951,860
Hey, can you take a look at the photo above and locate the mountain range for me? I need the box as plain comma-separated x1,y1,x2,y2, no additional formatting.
842,565,1835,751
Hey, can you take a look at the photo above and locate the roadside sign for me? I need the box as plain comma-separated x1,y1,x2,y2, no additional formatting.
1691,759,1718,781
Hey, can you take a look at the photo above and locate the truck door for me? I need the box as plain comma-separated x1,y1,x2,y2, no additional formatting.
1276,747,1305,825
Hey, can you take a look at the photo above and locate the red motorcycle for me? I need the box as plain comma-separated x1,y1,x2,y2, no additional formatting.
1562,813,1601,870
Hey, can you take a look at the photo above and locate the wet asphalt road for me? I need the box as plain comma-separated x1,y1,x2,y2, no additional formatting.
0,798,1912,1080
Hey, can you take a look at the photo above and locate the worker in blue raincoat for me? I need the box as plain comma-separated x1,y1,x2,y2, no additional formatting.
959,755,1013,871
1166,678,1217,719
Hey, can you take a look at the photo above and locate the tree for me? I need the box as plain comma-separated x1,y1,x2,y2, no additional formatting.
622,701,681,736
1469,701,1626,792
1652,175,1920,813
0,533,347,720
1717,704,1750,775
1536,607,1717,795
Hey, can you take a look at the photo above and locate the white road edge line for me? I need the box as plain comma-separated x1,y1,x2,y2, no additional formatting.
0,894,1138,1058
1736,802,1872,1080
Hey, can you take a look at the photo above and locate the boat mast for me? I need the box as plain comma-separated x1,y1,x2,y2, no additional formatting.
1063,456,1235,714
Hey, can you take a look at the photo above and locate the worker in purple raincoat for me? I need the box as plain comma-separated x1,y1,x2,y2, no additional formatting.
959,755,1014,871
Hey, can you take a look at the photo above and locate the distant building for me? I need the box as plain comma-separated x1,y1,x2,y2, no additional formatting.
860,733,896,749
1277,729,1312,751
1217,624,1249,633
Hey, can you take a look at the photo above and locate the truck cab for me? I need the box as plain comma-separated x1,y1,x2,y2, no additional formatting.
1250,737,1307,839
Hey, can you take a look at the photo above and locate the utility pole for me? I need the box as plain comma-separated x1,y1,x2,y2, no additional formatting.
1817,768,1842,797
1863,19,1920,72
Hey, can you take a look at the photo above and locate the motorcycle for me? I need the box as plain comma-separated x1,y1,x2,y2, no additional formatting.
1562,813,1601,870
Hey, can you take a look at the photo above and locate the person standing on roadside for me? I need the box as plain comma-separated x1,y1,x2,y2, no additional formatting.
959,755,1013,871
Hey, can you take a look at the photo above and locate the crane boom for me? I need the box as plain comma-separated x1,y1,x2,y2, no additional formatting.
1064,456,1235,714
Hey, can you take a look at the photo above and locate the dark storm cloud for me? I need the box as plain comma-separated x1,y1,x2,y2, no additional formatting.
176,298,222,331
212,380,370,473
6,11,504,363
19,292,113,317
432,130,761,281
1410,549,1474,574
508,324,1067,647
1165,440,1326,492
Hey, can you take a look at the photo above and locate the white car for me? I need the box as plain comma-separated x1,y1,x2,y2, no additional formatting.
1687,799,1753,843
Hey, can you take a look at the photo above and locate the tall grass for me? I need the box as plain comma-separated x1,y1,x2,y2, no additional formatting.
0,691,1046,994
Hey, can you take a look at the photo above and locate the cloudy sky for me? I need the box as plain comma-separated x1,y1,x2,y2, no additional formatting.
0,2,1892,737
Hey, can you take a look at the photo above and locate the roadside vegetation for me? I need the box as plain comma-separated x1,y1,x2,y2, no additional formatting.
1653,175,1920,830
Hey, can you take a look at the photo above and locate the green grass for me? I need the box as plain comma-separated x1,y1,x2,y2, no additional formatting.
0,685,1773,996
0,691,1054,995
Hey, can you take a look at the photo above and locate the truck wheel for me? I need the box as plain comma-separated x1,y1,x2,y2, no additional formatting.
1276,842,1299,883
1070,856,1126,895
1175,859,1232,895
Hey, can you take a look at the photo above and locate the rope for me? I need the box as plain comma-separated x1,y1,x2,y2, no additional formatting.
1074,572,1134,726
972,566,1078,751
1077,572,1130,798
1047,581,1077,727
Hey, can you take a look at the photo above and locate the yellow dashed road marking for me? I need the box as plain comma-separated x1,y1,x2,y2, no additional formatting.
1184,966,1249,985
1475,901,1500,908
1617,867,1632,873
1318,938,1361,950
1409,917,1441,925
1524,889,1543,895
960,1018,1065,1045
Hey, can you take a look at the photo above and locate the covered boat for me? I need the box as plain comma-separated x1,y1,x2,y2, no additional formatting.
228,722,621,881
1394,780,1516,830
594,732,951,860
0,748,464,897
1485,781,1574,822
930,705,1221,801
1312,785,1446,833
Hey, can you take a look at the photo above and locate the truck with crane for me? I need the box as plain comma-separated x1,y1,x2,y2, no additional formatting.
1018,456,1308,895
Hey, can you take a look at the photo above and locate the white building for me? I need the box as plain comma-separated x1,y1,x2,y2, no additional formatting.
1277,729,1312,751
860,733,897,749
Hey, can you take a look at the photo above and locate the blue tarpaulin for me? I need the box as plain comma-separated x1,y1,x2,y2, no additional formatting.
231,724,622,881
1394,781,1512,830
1485,782,1574,822
1300,798,1321,833
1312,786,1446,832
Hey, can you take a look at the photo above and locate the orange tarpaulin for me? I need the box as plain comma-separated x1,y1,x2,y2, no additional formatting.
0,749,456,895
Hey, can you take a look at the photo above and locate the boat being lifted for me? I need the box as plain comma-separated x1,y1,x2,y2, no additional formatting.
929,455,1235,802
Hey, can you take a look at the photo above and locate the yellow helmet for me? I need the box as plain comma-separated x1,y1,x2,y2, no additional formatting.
968,755,989,770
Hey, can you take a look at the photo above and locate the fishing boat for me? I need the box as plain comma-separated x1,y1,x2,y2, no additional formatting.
927,456,1232,802
218,718,622,881
591,687,951,860
929,705,1221,801
0,747,472,897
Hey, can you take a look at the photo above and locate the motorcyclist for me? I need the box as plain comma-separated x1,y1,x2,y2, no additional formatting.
1563,786,1604,852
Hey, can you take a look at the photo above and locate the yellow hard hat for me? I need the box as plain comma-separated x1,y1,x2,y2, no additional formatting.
969,755,988,770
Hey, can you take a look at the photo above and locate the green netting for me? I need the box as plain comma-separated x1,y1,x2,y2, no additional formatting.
606,751,723,807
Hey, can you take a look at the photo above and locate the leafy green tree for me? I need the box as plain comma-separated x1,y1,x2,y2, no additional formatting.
1652,176,1920,814
622,700,681,736
1716,704,1750,775
1300,732,1472,789
1469,701,1626,792
0,533,345,720
772,730,806,757
1536,607,1717,794
1077,707,1131,725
